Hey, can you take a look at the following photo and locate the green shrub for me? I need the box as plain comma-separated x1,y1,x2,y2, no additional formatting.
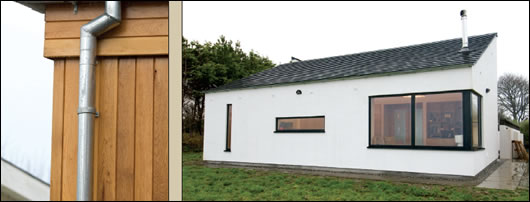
521,120,529,147
183,133,203,152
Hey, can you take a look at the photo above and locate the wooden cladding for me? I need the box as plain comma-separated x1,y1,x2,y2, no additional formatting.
44,37,168,58
45,19,168,39
43,1,168,58
46,2,169,200
50,57,168,201
45,2,168,21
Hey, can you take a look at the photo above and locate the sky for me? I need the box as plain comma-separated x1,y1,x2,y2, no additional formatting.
1,1,53,183
184,1,529,78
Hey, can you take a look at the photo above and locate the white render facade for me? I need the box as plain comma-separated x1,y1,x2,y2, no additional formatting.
499,125,525,159
204,37,498,177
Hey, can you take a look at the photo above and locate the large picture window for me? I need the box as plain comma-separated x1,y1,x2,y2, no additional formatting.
369,90,482,151
275,116,325,133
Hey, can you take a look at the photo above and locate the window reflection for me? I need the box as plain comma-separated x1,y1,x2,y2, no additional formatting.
276,117,325,131
472,94,480,147
371,96,411,145
415,93,463,147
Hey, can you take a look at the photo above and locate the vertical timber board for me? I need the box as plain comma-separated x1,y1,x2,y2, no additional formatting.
153,57,169,200
61,58,79,201
116,58,136,201
50,56,167,200
92,60,102,201
96,58,119,200
134,57,154,201
50,59,65,201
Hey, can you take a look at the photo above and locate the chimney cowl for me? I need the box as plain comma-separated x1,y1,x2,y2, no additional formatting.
290,56,302,63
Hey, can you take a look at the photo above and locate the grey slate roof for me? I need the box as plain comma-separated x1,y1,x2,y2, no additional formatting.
210,33,497,92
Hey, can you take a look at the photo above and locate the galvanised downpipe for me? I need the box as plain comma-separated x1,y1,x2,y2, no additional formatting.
76,1,121,201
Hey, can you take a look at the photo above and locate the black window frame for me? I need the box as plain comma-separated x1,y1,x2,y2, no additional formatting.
368,89,483,151
274,115,325,133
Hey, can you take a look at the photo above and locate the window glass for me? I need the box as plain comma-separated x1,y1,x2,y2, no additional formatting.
276,117,325,132
371,96,411,145
414,93,463,147
472,94,480,147
226,104,232,151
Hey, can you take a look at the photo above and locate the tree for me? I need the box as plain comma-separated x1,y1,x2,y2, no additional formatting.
497,73,529,123
182,36,275,136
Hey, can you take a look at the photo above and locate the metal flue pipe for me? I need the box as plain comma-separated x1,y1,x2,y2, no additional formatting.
460,9,469,52
76,1,121,201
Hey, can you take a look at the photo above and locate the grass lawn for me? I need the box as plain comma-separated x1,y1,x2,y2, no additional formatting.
183,152,529,201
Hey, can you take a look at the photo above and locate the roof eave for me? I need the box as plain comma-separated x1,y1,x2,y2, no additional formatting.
16,1,96,14
205,63,473,94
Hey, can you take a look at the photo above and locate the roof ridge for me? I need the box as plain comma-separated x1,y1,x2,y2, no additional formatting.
284,33,497,66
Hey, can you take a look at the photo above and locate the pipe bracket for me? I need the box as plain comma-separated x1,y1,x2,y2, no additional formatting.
77,107,99,118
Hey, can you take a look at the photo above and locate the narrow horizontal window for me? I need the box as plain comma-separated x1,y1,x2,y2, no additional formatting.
275,116,325,133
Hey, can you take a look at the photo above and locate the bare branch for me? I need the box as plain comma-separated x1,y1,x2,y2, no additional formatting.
498,73,530,122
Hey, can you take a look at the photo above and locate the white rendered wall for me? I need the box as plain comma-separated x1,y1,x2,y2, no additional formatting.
1,160,49,201
204,39,497,177
470,37,499,173
499,125,515,159
513,130,523,142
499,126,524,159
